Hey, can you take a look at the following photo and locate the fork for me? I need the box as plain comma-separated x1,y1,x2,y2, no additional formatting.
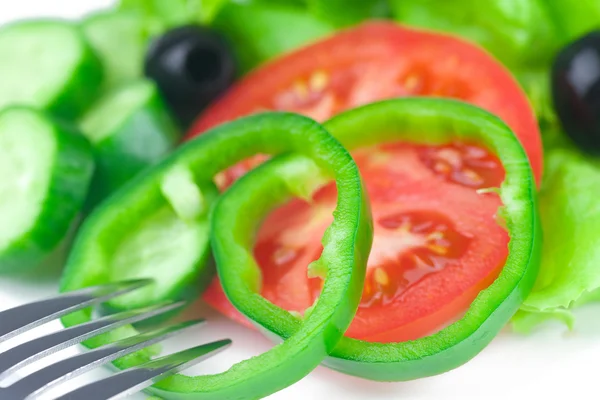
0,280,231,400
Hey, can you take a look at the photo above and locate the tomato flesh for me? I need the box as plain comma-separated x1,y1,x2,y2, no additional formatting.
193,22,535,342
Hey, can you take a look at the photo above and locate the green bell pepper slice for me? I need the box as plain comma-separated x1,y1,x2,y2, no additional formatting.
60,112,372,399
219,98,541,381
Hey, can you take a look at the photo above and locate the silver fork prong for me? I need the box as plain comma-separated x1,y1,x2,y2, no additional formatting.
0,301,186,381
0,279,152,343
56,339,232,400
7,319,205,400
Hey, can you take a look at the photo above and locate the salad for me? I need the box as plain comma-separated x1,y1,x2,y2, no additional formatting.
0,0,599,399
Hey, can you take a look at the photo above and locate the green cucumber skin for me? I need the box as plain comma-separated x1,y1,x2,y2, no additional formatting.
48,31,104,120
0,108,95,272
85,84,180,207
0,20,104,121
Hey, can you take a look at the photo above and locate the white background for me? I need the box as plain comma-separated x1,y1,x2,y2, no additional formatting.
1,1,600,399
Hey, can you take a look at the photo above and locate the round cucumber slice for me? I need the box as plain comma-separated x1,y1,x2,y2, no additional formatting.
81,10,148,90
81,79,179,206
0,107,94,272
0,20,103,119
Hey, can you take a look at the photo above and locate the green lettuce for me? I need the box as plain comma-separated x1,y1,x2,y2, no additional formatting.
545,0,600,42
119,0,228,25
306,0,391,27
212,2,334,72
390,0,560,68
512,148,600,332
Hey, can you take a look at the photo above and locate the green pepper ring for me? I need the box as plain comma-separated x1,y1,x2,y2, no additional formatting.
216,98,542,381
61,112,373,399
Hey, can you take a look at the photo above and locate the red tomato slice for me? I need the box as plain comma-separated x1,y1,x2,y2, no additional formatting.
192,22,539,342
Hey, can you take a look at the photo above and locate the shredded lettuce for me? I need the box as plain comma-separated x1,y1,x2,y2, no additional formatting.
512,148,600,332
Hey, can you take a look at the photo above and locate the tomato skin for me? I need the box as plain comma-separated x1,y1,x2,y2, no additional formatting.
190,22,540,342
187,22,542,184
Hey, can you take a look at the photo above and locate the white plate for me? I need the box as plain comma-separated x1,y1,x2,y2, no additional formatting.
1,1,599,399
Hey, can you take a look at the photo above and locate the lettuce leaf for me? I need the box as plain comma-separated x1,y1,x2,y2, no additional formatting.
390,0,560,69
545,0,600,43
306,0,391,27
119,0,227,25
212,2,334,72
512,148,600,332
512,308,574,334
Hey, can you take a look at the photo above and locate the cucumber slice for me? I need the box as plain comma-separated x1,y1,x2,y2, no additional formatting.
0,20,103,119
82,10,148,90
0,107,94,272
81,79,179,206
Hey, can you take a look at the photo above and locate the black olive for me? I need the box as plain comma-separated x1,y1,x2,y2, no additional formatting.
145,25,236,129
552,31,600,154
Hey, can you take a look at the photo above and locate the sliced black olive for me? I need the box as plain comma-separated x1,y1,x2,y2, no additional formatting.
552,31,600,154
145,25,236,129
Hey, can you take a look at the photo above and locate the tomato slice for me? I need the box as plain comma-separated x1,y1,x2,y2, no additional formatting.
192,22,538,342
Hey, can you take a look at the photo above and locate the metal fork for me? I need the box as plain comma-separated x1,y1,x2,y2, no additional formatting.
0,280,231,400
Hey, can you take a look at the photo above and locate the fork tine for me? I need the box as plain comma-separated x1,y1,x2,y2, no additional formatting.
0,301,186,381
0,279,152,343
56,339,232,400
8,319,204,400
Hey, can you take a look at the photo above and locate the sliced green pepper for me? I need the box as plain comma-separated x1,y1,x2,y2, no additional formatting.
219,98,541,380
60,112,372,399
